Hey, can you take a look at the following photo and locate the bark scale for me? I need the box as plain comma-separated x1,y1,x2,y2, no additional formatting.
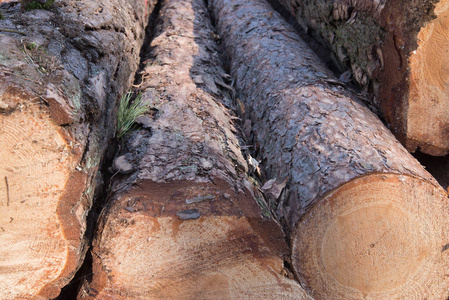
211,0,449,298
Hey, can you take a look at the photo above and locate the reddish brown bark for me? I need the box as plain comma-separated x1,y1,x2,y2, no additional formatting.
211,0,449,298
0,0,154,298
78,0,308,298
276,0,449,156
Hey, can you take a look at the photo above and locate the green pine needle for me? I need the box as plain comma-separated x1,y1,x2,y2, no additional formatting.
25,0,55,11
117,90,150,139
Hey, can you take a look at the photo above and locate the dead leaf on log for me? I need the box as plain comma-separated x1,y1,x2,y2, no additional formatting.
261,177,288,200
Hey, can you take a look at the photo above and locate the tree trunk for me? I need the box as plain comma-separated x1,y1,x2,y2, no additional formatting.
274,0,449,156
211,0,449,298
0,0,154,298
78,0,308,298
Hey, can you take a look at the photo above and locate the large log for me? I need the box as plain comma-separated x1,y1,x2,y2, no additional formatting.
78,0,308,298
0,0,154,298
211,0,449,298
275,0,449,156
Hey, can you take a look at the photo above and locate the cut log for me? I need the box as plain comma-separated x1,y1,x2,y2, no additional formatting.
78,0,308,298
211,0,449,298
275,0,449,156
0,0,154,298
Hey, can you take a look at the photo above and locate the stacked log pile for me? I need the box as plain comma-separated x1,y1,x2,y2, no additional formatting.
276,0,449,156
78,0,308,298
0,0,154,298
211,0,449,298
1,0,448,298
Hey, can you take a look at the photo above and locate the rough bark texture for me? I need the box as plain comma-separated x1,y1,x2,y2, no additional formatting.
276,0,449,156
211,0,449,298
78,0,308,298
0,0,153,298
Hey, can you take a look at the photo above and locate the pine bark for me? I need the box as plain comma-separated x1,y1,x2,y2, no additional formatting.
0,0,154,298
78,0,308,298
211,0,449,298
276,0,449,156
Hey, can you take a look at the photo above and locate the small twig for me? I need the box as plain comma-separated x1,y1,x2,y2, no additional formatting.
3,70,42,85
17,73,42,84
131,73,150,88
185,195,215,204
5,176,10,206
442,243,449,252
0,28,26,35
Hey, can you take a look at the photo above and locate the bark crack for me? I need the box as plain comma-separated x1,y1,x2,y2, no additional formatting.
5,176,10,207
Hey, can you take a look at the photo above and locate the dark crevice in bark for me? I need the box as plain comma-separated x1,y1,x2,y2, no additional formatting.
134,0,163,86
202,0,258,177
282,259,298,280
54,251,93,299
55,2,163,298
56,141,119,299
205,2,230,77
200,0,264,189
413,151,449,190
140,0,163,58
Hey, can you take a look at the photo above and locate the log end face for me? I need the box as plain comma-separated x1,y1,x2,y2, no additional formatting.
292,174,449,299
82,180,305,299
406,1,449,156
0,91,84,298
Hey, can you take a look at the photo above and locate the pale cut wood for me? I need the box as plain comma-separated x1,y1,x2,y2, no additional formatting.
80,181,308,299
294,174,449,299
0,80,85,299
78,0,308,298
211,0,449,298
0,0,153,298
407,0,449,155
276,0,449,156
